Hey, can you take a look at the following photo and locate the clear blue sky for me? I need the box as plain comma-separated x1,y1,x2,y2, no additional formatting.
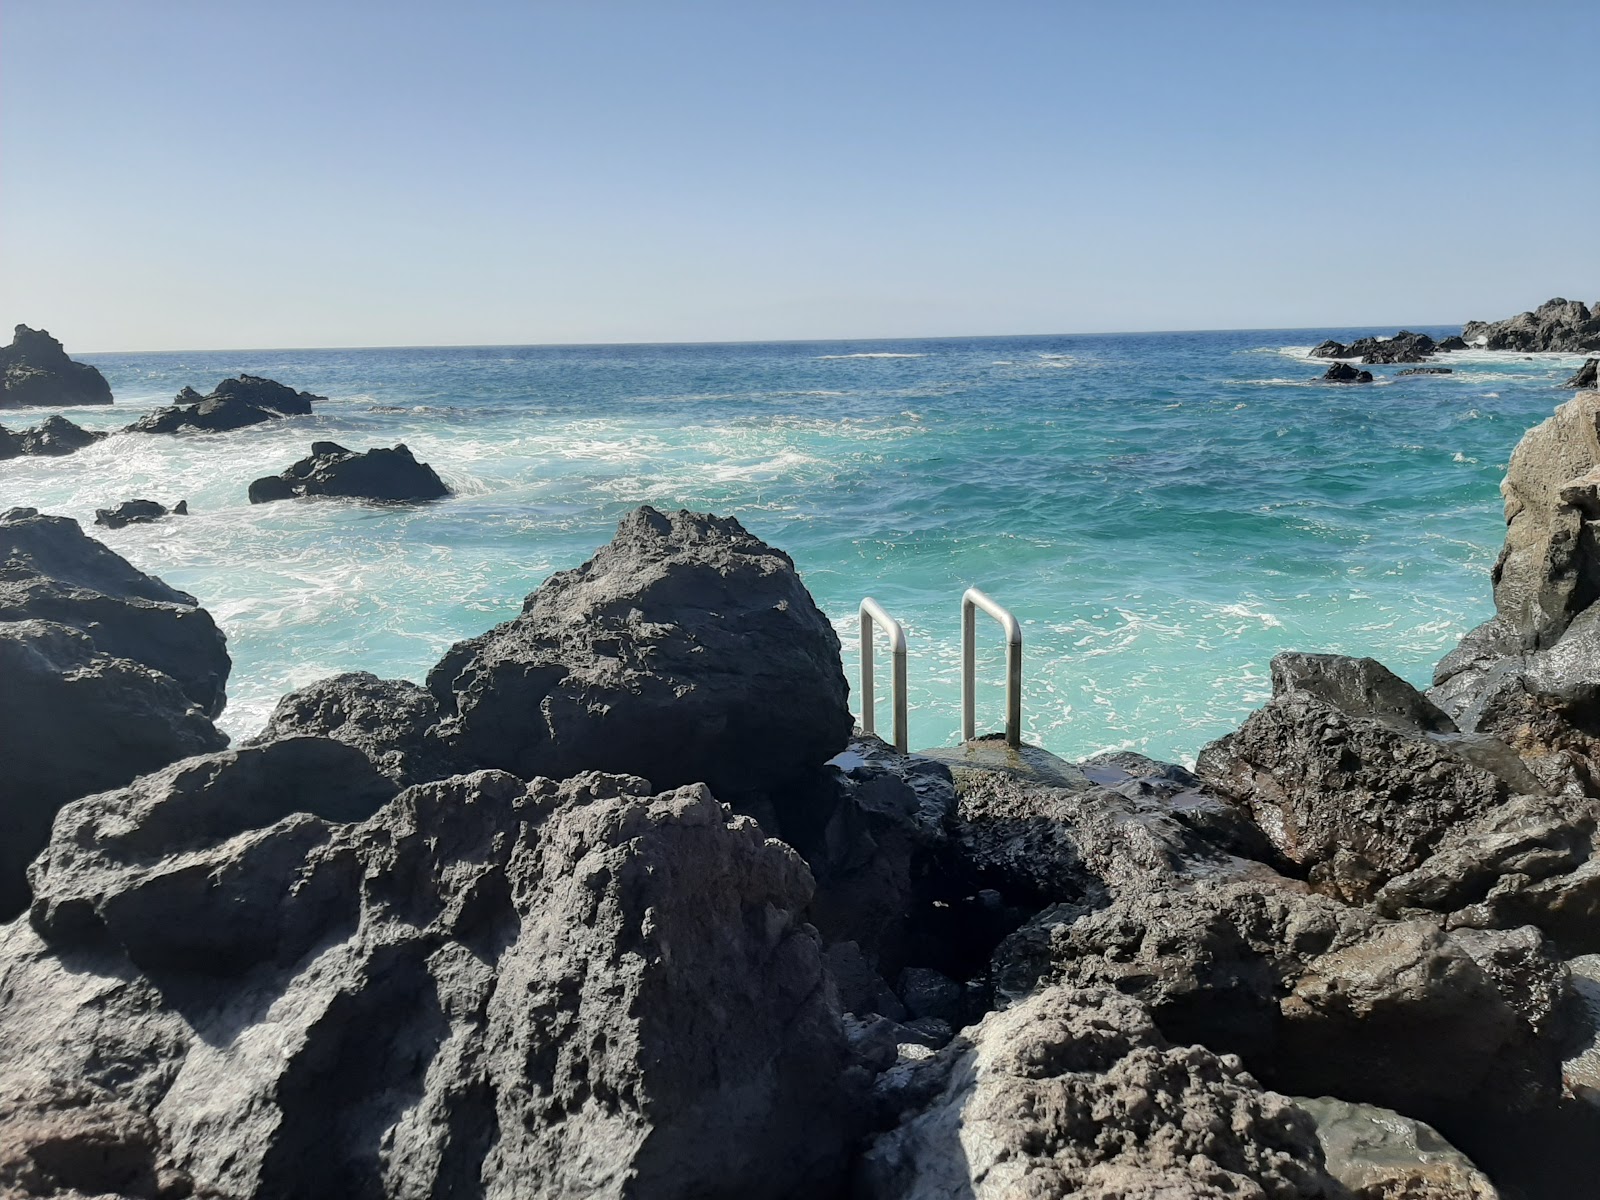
4,1,1597,351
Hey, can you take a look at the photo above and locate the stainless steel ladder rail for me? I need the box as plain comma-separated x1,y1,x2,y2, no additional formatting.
961,587,1022,748
858,597,909,753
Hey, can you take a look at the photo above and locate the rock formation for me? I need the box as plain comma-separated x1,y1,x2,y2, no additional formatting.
1566,359,1599,389
1463,299,1600,353
247,441,451,504
1399,366,1453,376
0,414,108,459
250,671,448,787
0,326,113,409
1322,362,1375,383
127,375,324,435
1312,331,1438,365
94,499,188,530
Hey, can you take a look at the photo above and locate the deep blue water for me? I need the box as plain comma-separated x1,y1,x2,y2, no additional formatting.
2,327,1584,762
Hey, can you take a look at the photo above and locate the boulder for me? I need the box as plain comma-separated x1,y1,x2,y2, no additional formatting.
249,671,450,787
1566,359,1599,389
126,374,324,435
1311,339,1350,358
428,506,853,814
1437,336,1470,351
1294,1096,1499,1199
857,983,1341,1199
0,415,107,459
0,620,226,919
0,508,230,716
1355,331,1438,365
3,768,856,1199
0,326,112,409
1323,362,1375,383
94,499,187,530
247,441,451,504
1462,299,1600,354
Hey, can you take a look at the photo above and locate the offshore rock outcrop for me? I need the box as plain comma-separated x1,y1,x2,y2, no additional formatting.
1311,331,1438,365
2,767,856,1199
1321,362,1374,383
1462,298,1600,353
95,499,188,530
0,326,113,409
1566,358,1599,389
127,375,324,435
0,415,107,459
247,441,451,504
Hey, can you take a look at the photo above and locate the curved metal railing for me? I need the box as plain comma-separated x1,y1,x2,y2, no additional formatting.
961,587,1022,747
858,596,908,753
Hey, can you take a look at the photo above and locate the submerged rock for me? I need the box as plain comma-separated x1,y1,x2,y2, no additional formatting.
127,374,324,435
1462,298,1600,354
0,415,107,459
93,499,187,530
0,326,112,409
247,441,451,503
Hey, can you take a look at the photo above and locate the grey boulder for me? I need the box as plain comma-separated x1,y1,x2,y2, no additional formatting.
127,374,323,435
247,441,451,504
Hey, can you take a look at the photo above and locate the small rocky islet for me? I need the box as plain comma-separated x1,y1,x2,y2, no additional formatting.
3,315,1600,1198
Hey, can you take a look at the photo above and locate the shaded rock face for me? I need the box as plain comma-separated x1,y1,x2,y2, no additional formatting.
0,326,112,409
127,375,324,435
429,506,853,814
1567,359,1600,389
250,671,448,787
94,499,187,530
0,508,230,717
1462,298,1600,353
1322,362,1375,383
247,441,451,504
3,767,855,1200
0,415,107,459
858,984,1340,1199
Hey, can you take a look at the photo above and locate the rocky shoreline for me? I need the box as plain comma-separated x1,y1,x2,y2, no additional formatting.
3,332,1600,1197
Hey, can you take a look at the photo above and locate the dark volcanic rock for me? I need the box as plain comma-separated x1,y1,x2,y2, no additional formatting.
0,508,230,716
0,620,225,919
1437,335,1470,351
858,983,1340,1199
94,499,186,530
0,326,112,409
1270,651,1457,734
1398,366,1454,376
126,374,325,435
428,505,853,814
247,441,451,504
0,415,107,459
1322,362,1375,383
3,768,856,1199
250,671,449,787
1311,339,1350,359
1355,331,1437,365
1462,298,1600,353
1566,358,1599,389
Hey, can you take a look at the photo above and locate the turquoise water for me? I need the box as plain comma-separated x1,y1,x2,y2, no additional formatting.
0,330,1584,763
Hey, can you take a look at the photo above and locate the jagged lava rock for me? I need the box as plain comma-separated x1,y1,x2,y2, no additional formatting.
94,499,187,530
0,507,229,716
428,505,852,811
1322,362,1375,383
247,441,450,503
127,374,324,435
0,415,107,459
0,326,112,409
249,670,448,787
1462,299,1600,353
4,766,855,1199
1566,359,1599,389
857,983,1341,1199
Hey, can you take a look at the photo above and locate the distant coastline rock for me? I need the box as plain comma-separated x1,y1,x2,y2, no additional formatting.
0,416,106,460
1312,331,1437,365
1462,298,1600,353
1321,362,1374,383
93,499,187,530
0,326,112,410
127,374,325,435
1565,358,1599,389
1437,335,1470,351
1398,366,1453,376
247,441,451,503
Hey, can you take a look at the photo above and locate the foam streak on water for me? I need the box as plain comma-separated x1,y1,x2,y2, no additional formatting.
0,330,1580,761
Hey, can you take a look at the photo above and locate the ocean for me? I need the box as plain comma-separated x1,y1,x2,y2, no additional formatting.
1,328,1584,763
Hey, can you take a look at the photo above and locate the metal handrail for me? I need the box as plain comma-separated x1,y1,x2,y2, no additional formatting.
961,587,1022,747
858,596,909,753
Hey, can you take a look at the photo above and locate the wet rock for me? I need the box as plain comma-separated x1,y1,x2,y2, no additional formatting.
1271,651,1457,734
247,441,451,504
250,671,450,787
428,505,853,814
0,326,112,409
1322,362,1375,383
1437,336,1470,351
1462,298,1600,353
3,769,856,1199
0,415,107,459
857,984,1340,1199
1398,366,1455,376
0,620,226,919
0,508,230,717
1565,358,1599,389
127,374,324,435
94,499,186,530
1295,1096,1498,1199
1311,339,1351,359
1356,331,1438,365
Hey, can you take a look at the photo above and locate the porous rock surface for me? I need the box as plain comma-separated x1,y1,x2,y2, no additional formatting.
0,325,112,409
0,414,107,459
2,765,855,1199
428,505,853,812
127,375,323,435
250,670,449,787
247,441,451,504
858,984,1341,1199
